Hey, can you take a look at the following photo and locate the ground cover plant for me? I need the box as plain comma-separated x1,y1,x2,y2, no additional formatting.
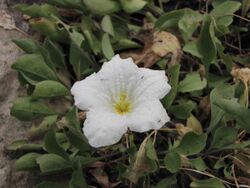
6,0,250,187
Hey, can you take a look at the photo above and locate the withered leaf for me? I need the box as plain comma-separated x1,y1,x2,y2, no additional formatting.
121,30,181,68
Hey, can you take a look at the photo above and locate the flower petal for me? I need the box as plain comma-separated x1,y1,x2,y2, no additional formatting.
97,55,140,101
71,73,110,110
83,108,127,148
134,68,171,100
127,100,170,132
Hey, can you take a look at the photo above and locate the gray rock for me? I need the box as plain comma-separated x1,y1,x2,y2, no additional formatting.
0,3,37,188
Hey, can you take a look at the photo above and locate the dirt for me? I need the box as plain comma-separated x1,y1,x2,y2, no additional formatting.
0,1,37,187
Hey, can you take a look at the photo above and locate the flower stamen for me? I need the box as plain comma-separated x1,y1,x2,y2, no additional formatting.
114,93,131,115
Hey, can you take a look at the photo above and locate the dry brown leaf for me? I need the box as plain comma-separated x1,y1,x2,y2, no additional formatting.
124,132,155,183
197,96,211,123
175,123,192,137
233,176,250,185
0,10,16,30
89,161,106,168
233,153,250,174
78,111,86,121
231,67,250,106
90,168,110,188
120,31,181,68
152,31,181,66
110,181,122,188
227,176,250,186
231,67,250,85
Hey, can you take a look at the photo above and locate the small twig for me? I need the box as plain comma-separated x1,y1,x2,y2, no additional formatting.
205,0,211,13
125,133,129,149
159,128,177,132
129,181,133,188
223,41,243,52
153,130,157,145
233,14,250,22
180,167,250,187
232,164,240,188
237,33,242,55
158,0,163,10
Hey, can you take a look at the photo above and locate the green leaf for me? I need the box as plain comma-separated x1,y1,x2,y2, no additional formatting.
46,0,84,10
188,157,208,171
12,54,58,81
120,0,147,14
155,9,186,29
65,107,81,132
30,18,68,42
15,3,58,18
69,42,81,78
15,153,41,171
233,55,250,65
65,126,90,152
164,152,181,173
34,181,67,188
6,140,42,152
83,30,100,55
210,126,238,149
197,16,217,73
113,38,142,51
32,80,69,99
69,42,94,79
70,29,85,48
77,156,100,167
210,1,241,17
102,33,114,60
212,0,227,7
10,97,57,121
80,16,93,32
83,0,120,15
36,154,71,174
155,175,177,188
175,132,207,156
101,15,114,36
183,41,202,58
214,98,250,131
69,159,88,188
44,129,70,160
217,43,233,71
178,10,203,41
207,73,231,89
56,133,70,151
190,178,225,188
224,140,250,150
210,1,241,33
209,84,235,131
13,39,38,54
242,0,250,16
28,115,58,139
43,38,66,69
178,72,207,93
145,139,158,162
187,114,203,134
169,100,197,119
162,64,180,108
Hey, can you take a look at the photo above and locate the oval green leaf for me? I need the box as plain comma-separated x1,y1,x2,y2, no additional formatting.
32,80,69,99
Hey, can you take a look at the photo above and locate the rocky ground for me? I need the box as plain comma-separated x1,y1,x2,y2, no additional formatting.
0,1,37,187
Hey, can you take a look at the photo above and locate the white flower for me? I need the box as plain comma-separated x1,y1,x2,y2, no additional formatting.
71,55,171,148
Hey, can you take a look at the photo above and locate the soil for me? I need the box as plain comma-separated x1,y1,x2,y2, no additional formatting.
0,1,37,187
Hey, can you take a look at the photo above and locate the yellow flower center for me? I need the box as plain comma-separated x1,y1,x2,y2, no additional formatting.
114,93,131,115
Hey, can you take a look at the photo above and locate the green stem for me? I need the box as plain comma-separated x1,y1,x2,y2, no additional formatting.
146,3,163,15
